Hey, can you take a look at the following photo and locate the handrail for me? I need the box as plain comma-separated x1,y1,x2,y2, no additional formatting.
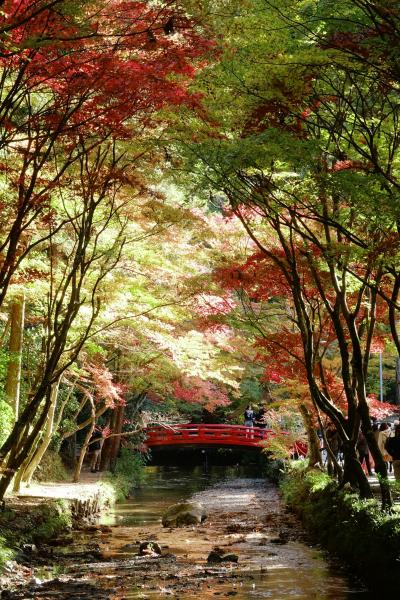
145,423,273,448
144,423,307,455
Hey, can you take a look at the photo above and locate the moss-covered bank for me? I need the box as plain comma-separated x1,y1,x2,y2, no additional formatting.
0,451,146,571
0,499,72,568
276,462,400,593
0,481,116,569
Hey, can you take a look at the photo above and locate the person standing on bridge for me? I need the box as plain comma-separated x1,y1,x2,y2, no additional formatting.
254,407,267,428
244,405,254,431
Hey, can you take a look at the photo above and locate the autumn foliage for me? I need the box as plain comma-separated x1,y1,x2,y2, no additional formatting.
0,0,218,496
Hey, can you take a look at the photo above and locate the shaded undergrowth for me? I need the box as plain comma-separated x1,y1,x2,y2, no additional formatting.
103,449,148,502
278,462,400,592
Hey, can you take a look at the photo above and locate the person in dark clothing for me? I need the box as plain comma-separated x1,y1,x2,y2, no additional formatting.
254,407,267,428
385,425,400,481
357,430,372,476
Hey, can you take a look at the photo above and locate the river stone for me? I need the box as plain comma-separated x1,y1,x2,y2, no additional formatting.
221,553,239,563
162,501,207,528
21,544,38,554
207,549,224,563
270,537,287,544
139,541,162,556
207,547,239,563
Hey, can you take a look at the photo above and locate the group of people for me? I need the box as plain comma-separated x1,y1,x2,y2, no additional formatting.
357,421,400,480
243,405,267,428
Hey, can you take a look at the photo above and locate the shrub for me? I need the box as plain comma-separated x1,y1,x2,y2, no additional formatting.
0,399,13,447
34,450,69,482
280,464,400,592
261,457,287,483
104,449,147,501
0,535,13,569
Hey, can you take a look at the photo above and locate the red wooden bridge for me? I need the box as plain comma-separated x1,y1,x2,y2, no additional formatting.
144,423,307,455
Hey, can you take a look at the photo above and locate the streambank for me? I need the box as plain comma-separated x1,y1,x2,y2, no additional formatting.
1,466,371,599
279,463,400,594
0,473,117,592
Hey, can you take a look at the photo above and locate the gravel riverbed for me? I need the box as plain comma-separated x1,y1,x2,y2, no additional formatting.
1,476,371,599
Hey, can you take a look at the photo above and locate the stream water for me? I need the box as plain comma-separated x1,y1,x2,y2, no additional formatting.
98,465,373,600
2,465,375,599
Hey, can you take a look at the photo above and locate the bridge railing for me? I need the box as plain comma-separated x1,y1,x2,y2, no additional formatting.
144,423,274,448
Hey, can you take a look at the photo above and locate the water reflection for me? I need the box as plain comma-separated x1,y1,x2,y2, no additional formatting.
105,465,249,526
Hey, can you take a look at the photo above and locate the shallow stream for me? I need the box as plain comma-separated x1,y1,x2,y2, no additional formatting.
2,465,375,599
98,465,373,600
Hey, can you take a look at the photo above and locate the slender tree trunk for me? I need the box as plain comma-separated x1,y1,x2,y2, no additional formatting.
73,398,96,483
23,378,61,486
396,357,400,405
12,462,26,493
341,441,373,499
0,313,11,347
99,410,117,471
109,405,124,471
12,440,39,493
0,390,52,499
299,403,321,467
5,294,25,420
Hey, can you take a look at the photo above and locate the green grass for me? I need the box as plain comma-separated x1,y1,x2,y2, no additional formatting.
0,535,14,568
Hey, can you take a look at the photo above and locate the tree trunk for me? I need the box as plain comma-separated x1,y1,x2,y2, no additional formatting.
341,442,372,499
396,357,400,405
73,398,96,483
23,378,61,486
299,403,321,467
5,294,25,419
12,461,25,493
0,390,53,499
99,410,117,471
12,440,39,493
109,405,124,471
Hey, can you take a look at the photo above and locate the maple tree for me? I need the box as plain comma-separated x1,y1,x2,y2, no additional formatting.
85,202,250,418
0,143,127,496
171,0,400,505
0,0,218,499
0,0,212,309
0,155,253,495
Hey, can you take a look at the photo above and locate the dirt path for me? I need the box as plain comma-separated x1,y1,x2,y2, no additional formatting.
10,471,102,502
